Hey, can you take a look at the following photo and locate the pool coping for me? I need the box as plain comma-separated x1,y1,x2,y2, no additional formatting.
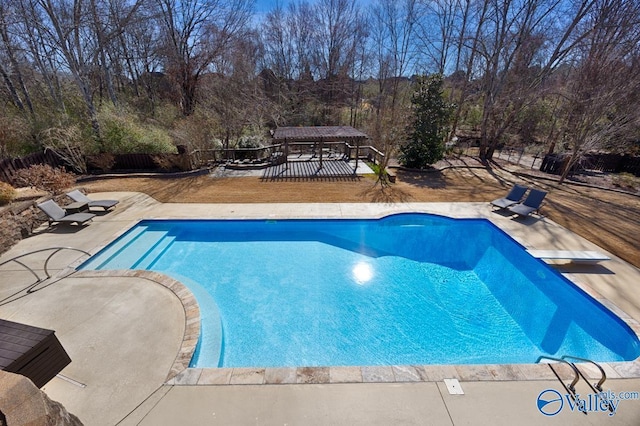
72,269,200,381
70,216,640,387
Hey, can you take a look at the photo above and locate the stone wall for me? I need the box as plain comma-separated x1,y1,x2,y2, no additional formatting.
0,195,64,256
0,371,82,425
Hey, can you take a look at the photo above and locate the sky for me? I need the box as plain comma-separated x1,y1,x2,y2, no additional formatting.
255,0,291,14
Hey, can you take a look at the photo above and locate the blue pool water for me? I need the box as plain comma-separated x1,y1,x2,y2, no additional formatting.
79,214,640,368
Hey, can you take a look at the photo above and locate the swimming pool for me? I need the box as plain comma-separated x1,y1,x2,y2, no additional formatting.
79,213,640,368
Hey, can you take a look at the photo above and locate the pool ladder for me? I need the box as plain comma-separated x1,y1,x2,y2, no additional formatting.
537,354,613,414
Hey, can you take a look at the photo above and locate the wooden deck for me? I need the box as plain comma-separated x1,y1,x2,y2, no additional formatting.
261,159,360,180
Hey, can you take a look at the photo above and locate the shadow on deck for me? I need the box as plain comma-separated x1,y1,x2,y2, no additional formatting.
261,159,362,182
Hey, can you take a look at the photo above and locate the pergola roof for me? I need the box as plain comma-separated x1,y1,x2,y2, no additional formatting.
272,126,369,142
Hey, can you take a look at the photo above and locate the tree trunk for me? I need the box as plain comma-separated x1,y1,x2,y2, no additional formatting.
559,146,580,184
449,0,489,141
181,74,198,116
0,14,34,117
0,62,25,112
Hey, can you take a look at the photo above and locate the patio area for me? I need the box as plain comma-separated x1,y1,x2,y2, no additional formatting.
1,192,640,425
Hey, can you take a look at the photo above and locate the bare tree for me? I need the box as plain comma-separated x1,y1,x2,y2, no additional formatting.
447,0,490,141
260,0,368,125
470,0,599,161
417,0,458,74
311,0,366,123
557,0,640,183
122,2,164,112
312,0,362,79
367,0,418,184
14,0,67,113
262,2,296,80
34,0,104,138
208,30,268,148
0,0,35,118
156,0,253,116
371,0,418,113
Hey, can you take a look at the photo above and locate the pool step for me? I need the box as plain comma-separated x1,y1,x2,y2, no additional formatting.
79,226,148,270
81,227,170,270
132,235,176,270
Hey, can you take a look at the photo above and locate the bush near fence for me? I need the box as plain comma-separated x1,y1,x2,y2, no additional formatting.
1,147,192,185
85,152,190,173
0,151,64,186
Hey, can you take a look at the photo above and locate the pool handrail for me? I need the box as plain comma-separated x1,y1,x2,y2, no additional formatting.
561,354,607,392
536,355,580,395
0,247,91,286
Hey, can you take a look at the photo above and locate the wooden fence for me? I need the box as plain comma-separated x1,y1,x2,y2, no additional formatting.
583,153,640,175
86,152,190,173
1,150,191,186
540,153,640,176
191,143,385,168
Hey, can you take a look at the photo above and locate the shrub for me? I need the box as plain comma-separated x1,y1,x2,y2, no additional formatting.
237,135,263,149
86,152,116,172
0,181,16,205
99,106,176,154
0,115,35,158
171,111,220,152
136,126,176,154
151,153,190,171
368,162,386,178
14,164,76,194
612,172,639,191
40,125,89,173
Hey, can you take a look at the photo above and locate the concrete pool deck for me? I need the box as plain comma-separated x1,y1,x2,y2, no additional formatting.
1,192,640,425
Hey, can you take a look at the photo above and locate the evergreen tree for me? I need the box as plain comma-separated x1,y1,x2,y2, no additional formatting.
400,74,454,168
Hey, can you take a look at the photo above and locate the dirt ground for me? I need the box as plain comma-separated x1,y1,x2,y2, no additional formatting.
80,161,640,268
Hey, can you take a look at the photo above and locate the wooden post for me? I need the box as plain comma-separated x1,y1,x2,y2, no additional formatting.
285,138,289,170
354,138,360,173
319,137,324,169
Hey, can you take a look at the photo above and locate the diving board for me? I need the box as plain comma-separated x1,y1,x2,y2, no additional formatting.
527,249,611,264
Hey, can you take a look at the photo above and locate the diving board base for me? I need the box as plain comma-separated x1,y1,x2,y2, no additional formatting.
527,250,610,264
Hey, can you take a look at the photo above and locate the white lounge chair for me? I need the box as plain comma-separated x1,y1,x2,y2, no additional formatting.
67,189,119,211
527,249,611,264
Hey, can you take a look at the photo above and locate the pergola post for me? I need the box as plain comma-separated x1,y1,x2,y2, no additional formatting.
354,137,360,173
319,137,324,169
284,138,289,170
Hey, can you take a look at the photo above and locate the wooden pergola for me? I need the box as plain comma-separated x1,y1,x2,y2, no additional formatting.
272,126,369,173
